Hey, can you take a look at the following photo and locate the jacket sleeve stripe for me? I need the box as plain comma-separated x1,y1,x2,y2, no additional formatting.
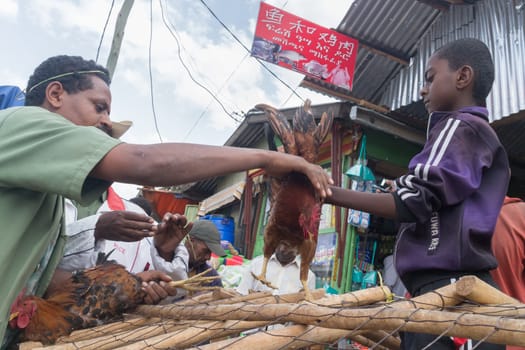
431,119,460,167
420,118,461,181
397,175,421,201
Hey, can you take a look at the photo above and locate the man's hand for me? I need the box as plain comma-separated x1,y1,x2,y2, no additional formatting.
137,270,177,304
154,213,193,261
264,153,334,199
94,210,157,242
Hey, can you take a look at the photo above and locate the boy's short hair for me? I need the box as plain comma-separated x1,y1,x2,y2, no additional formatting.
25,55,110,106
434,38,494,106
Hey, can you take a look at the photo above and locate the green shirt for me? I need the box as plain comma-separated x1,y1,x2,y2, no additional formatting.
0,106,121,344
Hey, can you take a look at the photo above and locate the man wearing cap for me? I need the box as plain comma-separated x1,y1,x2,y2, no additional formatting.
185,220,227,287
154,219,226,289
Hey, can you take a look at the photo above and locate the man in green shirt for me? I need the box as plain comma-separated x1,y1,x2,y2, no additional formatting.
0,55,333,346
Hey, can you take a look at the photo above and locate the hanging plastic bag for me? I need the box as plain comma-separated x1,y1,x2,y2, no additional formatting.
346,135,375,229
361,270,378,289
352,236,379,290
348,180,374,228
351,265,363,291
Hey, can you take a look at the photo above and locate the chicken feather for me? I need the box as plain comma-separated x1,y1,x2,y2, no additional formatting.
9,263,145,344
255,99,334,300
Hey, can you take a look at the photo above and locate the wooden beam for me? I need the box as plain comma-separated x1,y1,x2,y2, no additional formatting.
300,79,390,115
417,0,451,11
349,106,425,145
332,29,410,66
359,42,410,66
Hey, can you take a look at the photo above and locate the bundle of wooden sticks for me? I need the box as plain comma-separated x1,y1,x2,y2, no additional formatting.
20,275,525,350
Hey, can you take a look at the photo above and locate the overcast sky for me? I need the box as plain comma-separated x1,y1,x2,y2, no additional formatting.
1,0,350,198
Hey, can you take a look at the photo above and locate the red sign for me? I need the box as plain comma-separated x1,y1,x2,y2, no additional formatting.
251,2,359,91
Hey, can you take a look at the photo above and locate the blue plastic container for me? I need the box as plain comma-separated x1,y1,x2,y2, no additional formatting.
201,214,235,244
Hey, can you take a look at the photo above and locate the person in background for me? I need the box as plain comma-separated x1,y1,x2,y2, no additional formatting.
326,38,508,350
490,196,525,350
236,241,316,295
58,195,190,281
153,220,226,287
0,54,332,346
0,85,25,109
491,196,525,302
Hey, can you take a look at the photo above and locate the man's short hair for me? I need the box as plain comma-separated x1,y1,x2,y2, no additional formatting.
434,38,494,106
25,55,110,106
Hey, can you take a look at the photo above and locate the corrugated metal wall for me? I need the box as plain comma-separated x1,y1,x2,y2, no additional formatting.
337,0,440,103
380,0,525,122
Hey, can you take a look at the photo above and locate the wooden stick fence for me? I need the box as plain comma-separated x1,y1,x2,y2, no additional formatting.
19,276,525,350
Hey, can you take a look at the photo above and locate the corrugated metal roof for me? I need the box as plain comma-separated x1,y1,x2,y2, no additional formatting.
381,0,525,122
336,0,440,103
303,0,525,125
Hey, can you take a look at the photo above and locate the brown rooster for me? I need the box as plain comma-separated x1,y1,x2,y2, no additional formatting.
9,262,145,344
254,99,333,300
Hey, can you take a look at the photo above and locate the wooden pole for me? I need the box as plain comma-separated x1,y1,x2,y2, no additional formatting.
450,303,525,317
455,275,521,305
360,330,401,349
316,285,391,307
136,299,525,346
56,317,160,343
185,324,364,350
112,320,270,350
105,0,134,79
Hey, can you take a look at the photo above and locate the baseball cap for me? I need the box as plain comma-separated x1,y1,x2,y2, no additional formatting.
111,120,132,139
189,220,226,256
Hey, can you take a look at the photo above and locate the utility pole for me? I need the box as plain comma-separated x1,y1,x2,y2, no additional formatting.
106,0,135,80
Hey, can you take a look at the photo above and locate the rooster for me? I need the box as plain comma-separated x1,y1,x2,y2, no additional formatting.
255,99,333,300
9,263,145,344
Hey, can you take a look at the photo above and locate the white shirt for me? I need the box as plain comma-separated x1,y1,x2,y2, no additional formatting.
236,254,316,295
59,199,189,280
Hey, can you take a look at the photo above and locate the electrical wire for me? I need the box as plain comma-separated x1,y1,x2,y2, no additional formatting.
183,52,251,141
199,0,304,103
159,0,242,123
149,0,163,142
161,1,246,116
95,0,116,63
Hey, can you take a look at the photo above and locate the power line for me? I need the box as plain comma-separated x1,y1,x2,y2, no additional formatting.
159,0,242,123
183,52,251,141
160,2,246,116
149,0,163,142
199,0,304,103
95,0,116,63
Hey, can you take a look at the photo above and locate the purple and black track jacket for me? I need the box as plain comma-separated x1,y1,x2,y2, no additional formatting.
392,106,510,294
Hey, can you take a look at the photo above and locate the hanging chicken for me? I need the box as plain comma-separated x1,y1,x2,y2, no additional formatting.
9,263,145,344
254,99,333,300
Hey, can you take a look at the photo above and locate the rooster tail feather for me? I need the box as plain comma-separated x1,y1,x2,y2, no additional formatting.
293,99,316,135
256,103,297,155
313,110,335,146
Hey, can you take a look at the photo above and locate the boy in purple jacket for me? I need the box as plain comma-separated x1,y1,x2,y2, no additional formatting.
327,38,508,349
